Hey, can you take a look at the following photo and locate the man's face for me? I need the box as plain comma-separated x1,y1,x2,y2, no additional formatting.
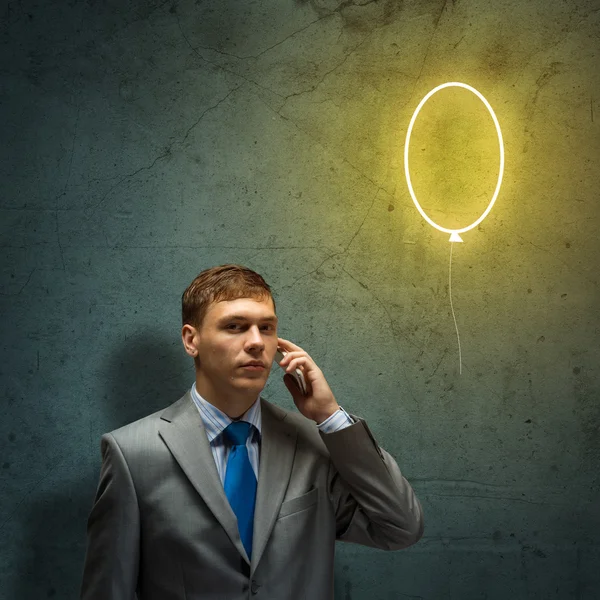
193,296,279,394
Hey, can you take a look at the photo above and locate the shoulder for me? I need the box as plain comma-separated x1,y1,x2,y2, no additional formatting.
104,391,191,449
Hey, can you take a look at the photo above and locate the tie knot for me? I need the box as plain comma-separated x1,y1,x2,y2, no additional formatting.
223,421,252,447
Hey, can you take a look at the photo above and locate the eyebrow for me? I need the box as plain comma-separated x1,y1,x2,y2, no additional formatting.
219,315,278,323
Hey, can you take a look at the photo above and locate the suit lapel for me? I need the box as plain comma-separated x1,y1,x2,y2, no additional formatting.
157,392,298,570
158,392,250,563
251,398,297,572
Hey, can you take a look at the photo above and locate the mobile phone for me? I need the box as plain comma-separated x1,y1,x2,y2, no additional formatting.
274,348,307,395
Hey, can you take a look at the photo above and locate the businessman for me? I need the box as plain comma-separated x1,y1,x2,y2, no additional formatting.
80,264,424,600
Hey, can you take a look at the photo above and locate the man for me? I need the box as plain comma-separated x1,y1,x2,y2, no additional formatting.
80,264,424,600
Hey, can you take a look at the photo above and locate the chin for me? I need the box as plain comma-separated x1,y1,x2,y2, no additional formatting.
230,377,266,391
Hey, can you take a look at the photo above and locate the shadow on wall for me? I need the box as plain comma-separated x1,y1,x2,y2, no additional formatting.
97,332,191,431
11,334,190,600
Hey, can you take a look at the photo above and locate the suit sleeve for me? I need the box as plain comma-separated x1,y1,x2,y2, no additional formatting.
80,433,140,600
320,415,424,551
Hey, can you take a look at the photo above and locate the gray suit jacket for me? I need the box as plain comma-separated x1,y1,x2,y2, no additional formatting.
80,391,424,600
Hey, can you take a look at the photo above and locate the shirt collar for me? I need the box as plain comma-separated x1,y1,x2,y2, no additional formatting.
190,382,262,443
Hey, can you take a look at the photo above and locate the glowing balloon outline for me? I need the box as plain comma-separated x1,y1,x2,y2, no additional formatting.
404,81,505,242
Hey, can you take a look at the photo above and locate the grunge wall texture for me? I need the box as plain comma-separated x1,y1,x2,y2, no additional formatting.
1,0,599,598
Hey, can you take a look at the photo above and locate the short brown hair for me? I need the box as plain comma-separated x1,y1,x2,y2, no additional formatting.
182,264,276,329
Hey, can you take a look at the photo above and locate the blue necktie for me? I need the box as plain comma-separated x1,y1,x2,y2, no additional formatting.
223,421,257,559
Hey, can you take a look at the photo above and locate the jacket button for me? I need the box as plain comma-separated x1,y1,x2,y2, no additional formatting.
251,580,260,594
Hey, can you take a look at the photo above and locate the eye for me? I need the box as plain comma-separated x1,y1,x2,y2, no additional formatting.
226,323,241,330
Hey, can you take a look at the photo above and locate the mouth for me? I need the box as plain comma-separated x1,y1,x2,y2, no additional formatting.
240,361,266,371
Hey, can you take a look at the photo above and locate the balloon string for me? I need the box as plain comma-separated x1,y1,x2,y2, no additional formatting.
449,242,462,375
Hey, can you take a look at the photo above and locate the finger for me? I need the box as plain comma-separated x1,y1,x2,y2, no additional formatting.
285,359,303,374
278,338,303,352
277,337,291,350
279,350,305,366
286,356,316,375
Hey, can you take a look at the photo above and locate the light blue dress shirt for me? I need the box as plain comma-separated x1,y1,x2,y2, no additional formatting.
190,382,355,485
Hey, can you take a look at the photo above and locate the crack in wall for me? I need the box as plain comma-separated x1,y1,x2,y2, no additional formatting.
277,28,372,108
176,13,285,101
514,232,598,288
181,12,336,61
75,83,244,226
339,264,423,411
180,83,244,144
409,0,450,97
425,492,565,507
0,267,37,297
280,250,347,292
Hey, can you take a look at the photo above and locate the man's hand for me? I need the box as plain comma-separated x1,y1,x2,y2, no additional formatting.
277,337,340,424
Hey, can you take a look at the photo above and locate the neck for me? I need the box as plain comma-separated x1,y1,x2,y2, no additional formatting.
195,372,260,419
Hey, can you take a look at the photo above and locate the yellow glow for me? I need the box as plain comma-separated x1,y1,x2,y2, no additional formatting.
404,82,504,242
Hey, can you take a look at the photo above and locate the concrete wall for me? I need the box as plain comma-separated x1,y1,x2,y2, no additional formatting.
1,0,599,598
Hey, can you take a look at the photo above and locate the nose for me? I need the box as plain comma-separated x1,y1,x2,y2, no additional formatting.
245,325,265,351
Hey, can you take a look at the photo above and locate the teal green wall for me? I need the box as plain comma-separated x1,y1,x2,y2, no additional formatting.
2,0,599,598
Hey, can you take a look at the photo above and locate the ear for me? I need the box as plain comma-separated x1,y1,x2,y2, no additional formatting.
181,324,199,358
